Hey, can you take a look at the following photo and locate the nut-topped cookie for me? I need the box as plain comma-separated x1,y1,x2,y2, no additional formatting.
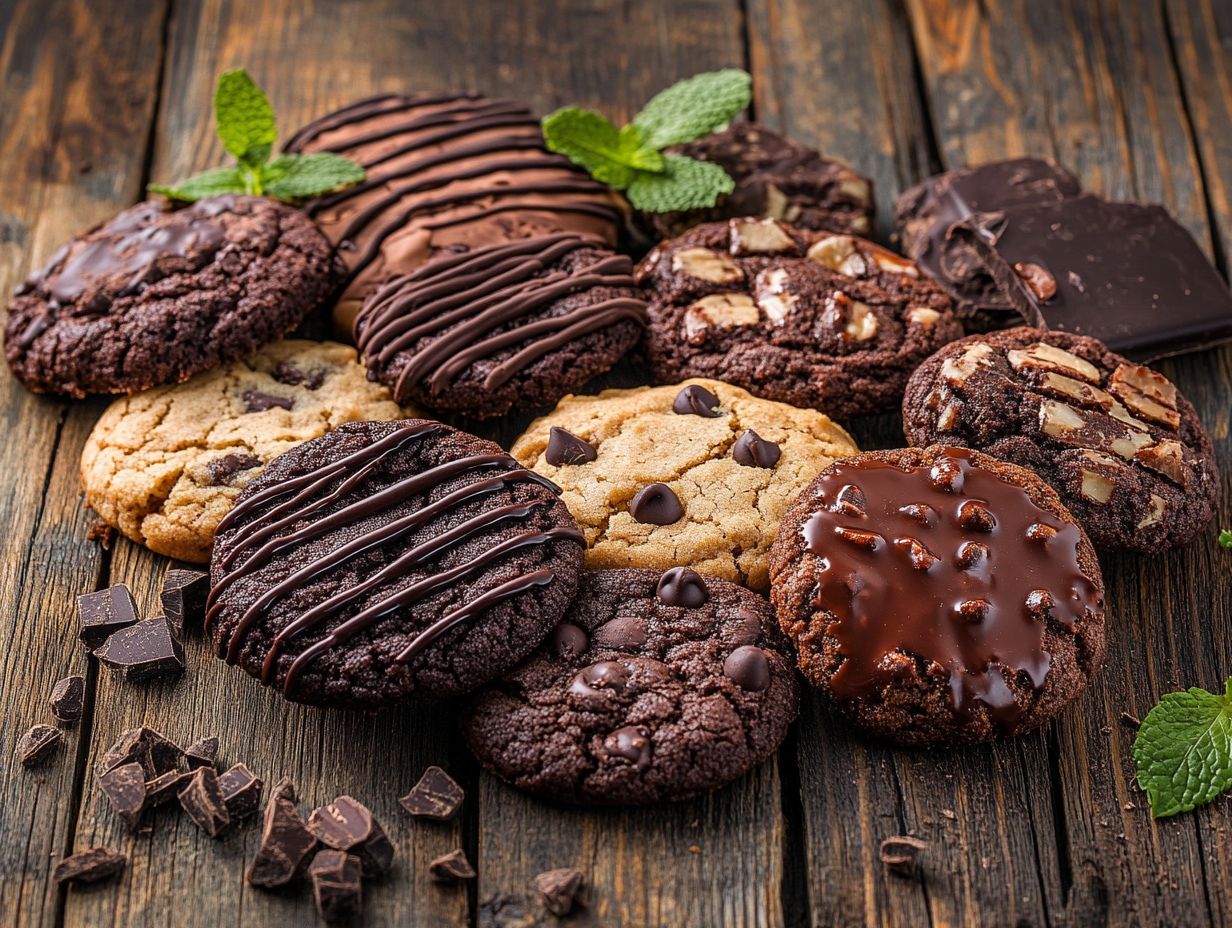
770,445,1106,745
902,327,1218,552
511,378,860,591
464,567,799,804
636,219,963,418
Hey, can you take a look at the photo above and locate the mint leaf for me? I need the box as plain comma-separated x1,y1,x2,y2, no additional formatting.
542,107,664,188
148,166,248,202
261,153,366,200
632,69,752,149
625,154,735,212
1133,678,1232,818
214,69,277,168
1219,529,1232,549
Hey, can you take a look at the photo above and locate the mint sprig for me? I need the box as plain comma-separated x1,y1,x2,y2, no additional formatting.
542,69,751,213
1219,529,1231,549
1133,678,1232,817
150,69,364,204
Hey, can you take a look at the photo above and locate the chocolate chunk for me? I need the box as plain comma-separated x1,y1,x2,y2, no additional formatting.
545,426,597,466
49,675,86,722
310,850,363,922
242,390,295,412
533,867,586,916
732,429,781,468
95,616,185,681
248,777,318,888
879,835,928,876
603,725,651,769
184,735,219,769
178,767,231,837
428,848,476,883
77,584,139,649
549,622,589,660
98,726,183,779
399,766,464,821
160,569,209,636
144,769,192,807
17,724,62,766
629,483,684,525
655,567,709,607
53,847,126,885
307,796,395,878
569,661,628,699
672,383,722,417
723,645,771,691
591,615,648,650
218,763,264,820
99,762,146,828
205,452,262,487
272,361,326,389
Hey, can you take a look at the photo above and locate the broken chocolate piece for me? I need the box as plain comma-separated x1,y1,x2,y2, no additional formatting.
310,850,363,922
97,726,183,778
184,735,219,769
428,848,476,883
399,766,464,821
53,847,126,884
17,724,62,767
307,796,394,879
160,569,209,636
49,675,86,722
534,867,586,916
144,769,192,807
95,616,185,681
879,835,928,876
219,763,264,820
77,584,139,649
248,777,318,888
99,761,146,828
178,767,231,837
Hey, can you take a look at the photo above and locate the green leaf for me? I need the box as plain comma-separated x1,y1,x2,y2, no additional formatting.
1133,678,1232,818
147,166,248,202
261,153,366,200
541,107,664,189
1219,529,1232,549
632,69,752,149
625,155,735,212
214,69,277,168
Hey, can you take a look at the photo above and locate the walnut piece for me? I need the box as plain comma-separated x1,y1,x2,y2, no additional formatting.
754,268,797,324
1134,439,1188,486
671,247,743,284
937,403,960,430
806,235,866,276
870,246,920,278
1137,494,1166,528
1039,400,1085,437
839,177,872,205
1079,471,1115,504
941,342,996,387
1036,372,1114,411
1013,262,1058,301
908,306,941,329
1108,363,1181,429
1007,342,1100,384
683,293,759,343
729,218,795,255
839,298,878,343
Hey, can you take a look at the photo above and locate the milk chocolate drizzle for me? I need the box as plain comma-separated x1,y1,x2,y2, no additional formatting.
205,421,583,693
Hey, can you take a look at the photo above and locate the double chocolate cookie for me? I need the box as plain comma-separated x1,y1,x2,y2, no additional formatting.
207,419,584,708
636,219,963,418
464,568,799,804
5,196,339,396
902,327,1218,552
355,234,645,418
770,445,1106,745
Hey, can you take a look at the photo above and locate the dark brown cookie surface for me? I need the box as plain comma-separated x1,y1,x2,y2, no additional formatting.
355,234,645,418
464,568,799,804
636,219,963,418
5,196,339,397
207,419,584,708
902,327,1218,552
769,445,1106,746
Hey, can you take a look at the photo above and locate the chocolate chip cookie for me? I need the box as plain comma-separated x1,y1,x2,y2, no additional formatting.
355,234,645,418
5,196,339,397
902,327,1218,552
207,419,584,708
636,219,963,418
511,379,860,591
464,567,799,804
81,340,407,563
770,445,1106,745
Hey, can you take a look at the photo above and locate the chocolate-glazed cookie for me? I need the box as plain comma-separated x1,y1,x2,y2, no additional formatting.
206,419,584,708
902,327,1218,553
636,219,963,418
464,568,799,804
355,234,645,418
769,445,1106,746
5,197,339,397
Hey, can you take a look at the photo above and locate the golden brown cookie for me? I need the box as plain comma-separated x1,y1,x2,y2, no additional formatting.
81,340,408,563
511,378,859,590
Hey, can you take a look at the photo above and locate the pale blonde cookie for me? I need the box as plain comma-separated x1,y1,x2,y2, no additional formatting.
511,378,859,590
81,339,409,563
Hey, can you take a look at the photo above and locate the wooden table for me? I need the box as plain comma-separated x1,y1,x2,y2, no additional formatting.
1,1,1229,925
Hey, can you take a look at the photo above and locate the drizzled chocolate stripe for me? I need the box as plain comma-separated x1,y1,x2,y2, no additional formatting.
283,91,482,152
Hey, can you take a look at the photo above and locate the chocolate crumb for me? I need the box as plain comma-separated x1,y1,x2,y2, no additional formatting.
428,848,475,883
879,835,928,876
1119,712,1142,730
86,519,115,549
533,867,585,916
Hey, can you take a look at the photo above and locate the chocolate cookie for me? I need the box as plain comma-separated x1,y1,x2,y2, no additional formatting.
464,568,799,804
286,92,623,334
206,419,584,708
769,445,1106,745
355,234,645,418
636,219,963,418
902,327,1218,553
639,122,874,240
5,196,339,397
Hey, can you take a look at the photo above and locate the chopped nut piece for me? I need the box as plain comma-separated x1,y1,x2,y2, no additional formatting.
1108,427,1153,461
683,293,760,342
834,527,883,550
1036,372,1114,410
1079,449,1121,467
1013,262,1058,300
671,246,743,284
835,297,878,343
870,246,920,277
764,184,790,220
1109,363,1181,429
1039,400,1086,437
1135,439,1188,485
729,218,795,254
908,306,941,328
937,403,960,431
1007,342,1100,383
806,235,866,276
1107,398,1151,433
754,268,798,324
1137,494,1167,528
941,342,996,386
839,177,872,205
1079,471,1116,504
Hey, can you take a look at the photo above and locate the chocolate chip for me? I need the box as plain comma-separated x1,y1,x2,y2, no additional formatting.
178,767,231,837
879,835,927,876
95,616,185,681
672,383,722,417
603,726,651,770
569,661,628,699
732,429,781,468
53,847,126,885
591,615,647,650
248,777,318,889
550,622,589,660
77,584,139,649
307,796,395,879
629,483,684,525
533,867,586,916
219,763,264,820
49,675,86,722
144,769,192,807
399,765,465,821
428,848,476,883
1013,261,1058,301
545,427,597,466
184,735,219,769
98,761,146,828
723,646,771,691
160,569,209,636
310,850,363,922
730,607,764,645
272,362,326,389
656,567,709,607
97,726,182,779
242,389,294,412
16,724,62,767
205,452,262,487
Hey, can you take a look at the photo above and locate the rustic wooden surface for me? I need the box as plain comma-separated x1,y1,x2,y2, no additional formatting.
0,1,1229,926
